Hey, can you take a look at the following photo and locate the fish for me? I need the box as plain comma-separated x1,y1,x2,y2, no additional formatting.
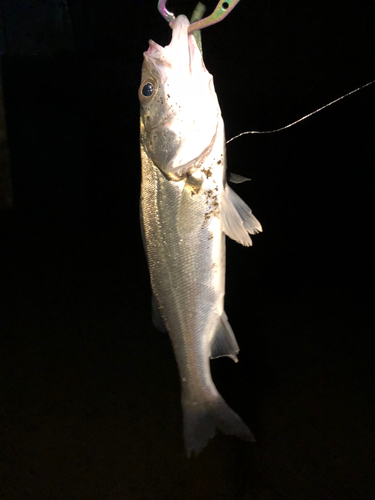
138,14,262,456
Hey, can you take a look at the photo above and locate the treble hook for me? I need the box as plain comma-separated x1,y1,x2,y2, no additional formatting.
157,0,241,33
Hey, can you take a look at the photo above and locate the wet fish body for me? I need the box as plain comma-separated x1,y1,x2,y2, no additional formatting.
139,15,261,456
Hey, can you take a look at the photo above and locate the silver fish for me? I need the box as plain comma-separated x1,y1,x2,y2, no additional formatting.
139,15,262,456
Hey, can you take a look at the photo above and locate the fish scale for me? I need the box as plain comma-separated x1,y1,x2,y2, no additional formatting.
141,142,224,401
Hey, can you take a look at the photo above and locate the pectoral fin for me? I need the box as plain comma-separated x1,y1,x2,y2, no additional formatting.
221,184,262,247
210,313,239,362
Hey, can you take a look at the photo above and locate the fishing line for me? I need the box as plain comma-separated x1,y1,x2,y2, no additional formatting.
226,79,375,144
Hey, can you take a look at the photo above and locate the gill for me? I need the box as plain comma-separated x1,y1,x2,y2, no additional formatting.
157,1,375,144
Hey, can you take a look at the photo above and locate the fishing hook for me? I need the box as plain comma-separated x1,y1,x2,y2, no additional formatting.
157,0,241,33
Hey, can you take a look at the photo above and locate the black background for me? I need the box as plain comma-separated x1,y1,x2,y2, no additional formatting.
1,0,374,498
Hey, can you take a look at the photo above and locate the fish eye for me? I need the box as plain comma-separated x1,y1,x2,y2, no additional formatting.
139,77,157,103
142,82,154,97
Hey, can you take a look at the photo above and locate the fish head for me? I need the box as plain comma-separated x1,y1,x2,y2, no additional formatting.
139,15,221,180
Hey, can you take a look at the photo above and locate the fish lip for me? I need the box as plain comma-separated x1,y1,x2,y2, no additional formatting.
143,44,172,71
144,40,167,61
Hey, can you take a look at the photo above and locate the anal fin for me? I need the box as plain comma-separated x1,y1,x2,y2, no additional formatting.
210,313,239,362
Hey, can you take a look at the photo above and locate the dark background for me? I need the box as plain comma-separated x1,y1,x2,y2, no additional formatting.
0,0,374,498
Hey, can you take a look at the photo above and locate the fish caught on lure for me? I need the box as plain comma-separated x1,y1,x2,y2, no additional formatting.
139,10,261,456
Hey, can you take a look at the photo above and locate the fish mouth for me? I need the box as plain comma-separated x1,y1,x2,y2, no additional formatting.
145,40,172,68
143,16,199,75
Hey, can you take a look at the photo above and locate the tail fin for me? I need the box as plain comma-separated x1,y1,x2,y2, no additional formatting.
182,395,255,457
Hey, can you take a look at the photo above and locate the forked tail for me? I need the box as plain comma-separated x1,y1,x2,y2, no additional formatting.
182,394,255,457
